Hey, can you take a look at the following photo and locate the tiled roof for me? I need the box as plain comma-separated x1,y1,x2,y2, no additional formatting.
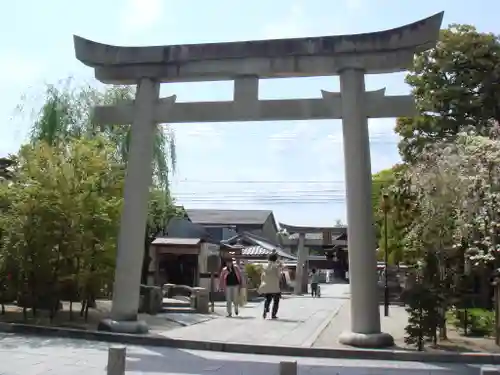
151,237,201,246
186,209,272,225
241,246,297,260
288,231,346,241
241,246,268,257
165,217,210,240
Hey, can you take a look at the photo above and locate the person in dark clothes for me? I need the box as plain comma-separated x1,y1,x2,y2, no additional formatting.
258,252,283,319
219,259,243,317
310,268,320,297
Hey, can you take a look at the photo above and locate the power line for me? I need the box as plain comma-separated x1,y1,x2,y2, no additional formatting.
174,180,346,184
173,196,345,200
173,194,347,201
175,199,345,204
173,189,344,193
176,137,399,145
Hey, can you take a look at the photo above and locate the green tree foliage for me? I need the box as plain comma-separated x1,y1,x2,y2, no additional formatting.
386,23,500,347
395,25,500,162
372,165,411,265
0,79,181,321
372,168,397,240
0,137,123,318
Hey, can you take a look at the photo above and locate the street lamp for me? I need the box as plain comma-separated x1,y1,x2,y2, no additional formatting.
382,192,390,317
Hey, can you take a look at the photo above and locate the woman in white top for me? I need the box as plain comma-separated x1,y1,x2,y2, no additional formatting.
258,252,283,319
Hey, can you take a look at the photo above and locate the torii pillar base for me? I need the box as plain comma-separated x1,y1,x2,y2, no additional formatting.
98,318,149,334
339,331,394,348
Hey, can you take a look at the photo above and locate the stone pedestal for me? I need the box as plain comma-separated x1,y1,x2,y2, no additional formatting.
105,79,175,332
162,283,176,298
107,346,126,375
138,285,163,314
325,68,393,348
191,287,209,314
279,361,297,375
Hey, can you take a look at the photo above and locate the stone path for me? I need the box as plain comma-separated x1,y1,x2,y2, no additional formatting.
315,295,500,353
0,333,490,374
314,293,404,349
159,284,350,347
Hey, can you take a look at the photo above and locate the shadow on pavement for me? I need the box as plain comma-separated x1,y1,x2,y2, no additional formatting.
0,333,490,374
229,316,256,320
267,318,305,323
125,345,485,375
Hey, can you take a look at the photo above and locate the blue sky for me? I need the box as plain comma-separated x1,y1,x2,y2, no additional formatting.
0,0,495,226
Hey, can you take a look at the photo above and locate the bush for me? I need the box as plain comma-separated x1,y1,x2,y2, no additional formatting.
449,307,494,337
404,253,445,350
245,263,263,289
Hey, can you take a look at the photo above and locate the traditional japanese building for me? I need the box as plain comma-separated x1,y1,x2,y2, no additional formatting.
280,223,349,293
147,216,219,289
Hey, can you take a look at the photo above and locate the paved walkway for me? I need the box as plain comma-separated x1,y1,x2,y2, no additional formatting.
0,333,490,374
314,294,411,348
159,284,350,347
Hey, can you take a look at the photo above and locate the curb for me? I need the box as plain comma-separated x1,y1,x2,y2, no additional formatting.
0,322,499,365
300,301,345,348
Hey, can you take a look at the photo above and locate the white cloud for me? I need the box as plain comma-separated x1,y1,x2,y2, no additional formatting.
120,0,163,32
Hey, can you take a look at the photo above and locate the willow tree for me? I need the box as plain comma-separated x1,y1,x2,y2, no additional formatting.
26,79,176,188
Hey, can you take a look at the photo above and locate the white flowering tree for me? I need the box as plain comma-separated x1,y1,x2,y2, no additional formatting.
451,135,500,267
401,133,500,344
405,132,500,268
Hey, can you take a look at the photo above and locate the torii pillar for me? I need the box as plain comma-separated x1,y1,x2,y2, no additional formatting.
294,233,307,295
322,70,394,348
98,81,176,333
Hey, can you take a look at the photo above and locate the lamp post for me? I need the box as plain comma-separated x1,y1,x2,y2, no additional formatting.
382,193,390,317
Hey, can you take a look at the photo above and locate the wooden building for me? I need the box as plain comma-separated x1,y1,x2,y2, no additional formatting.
185,208,280,243
147,216,219,290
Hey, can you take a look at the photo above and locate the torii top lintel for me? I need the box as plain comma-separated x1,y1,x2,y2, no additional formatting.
73,12,443,84
279,223,347,234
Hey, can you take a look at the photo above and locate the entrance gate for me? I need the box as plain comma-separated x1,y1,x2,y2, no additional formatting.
73,11,443,348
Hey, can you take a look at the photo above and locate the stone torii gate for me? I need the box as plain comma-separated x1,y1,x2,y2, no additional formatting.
279,224,348,294
73,11,443,348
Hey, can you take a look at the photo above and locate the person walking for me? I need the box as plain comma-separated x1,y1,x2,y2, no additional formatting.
310,268,320,297
219,259,243,317
258,252,283,319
